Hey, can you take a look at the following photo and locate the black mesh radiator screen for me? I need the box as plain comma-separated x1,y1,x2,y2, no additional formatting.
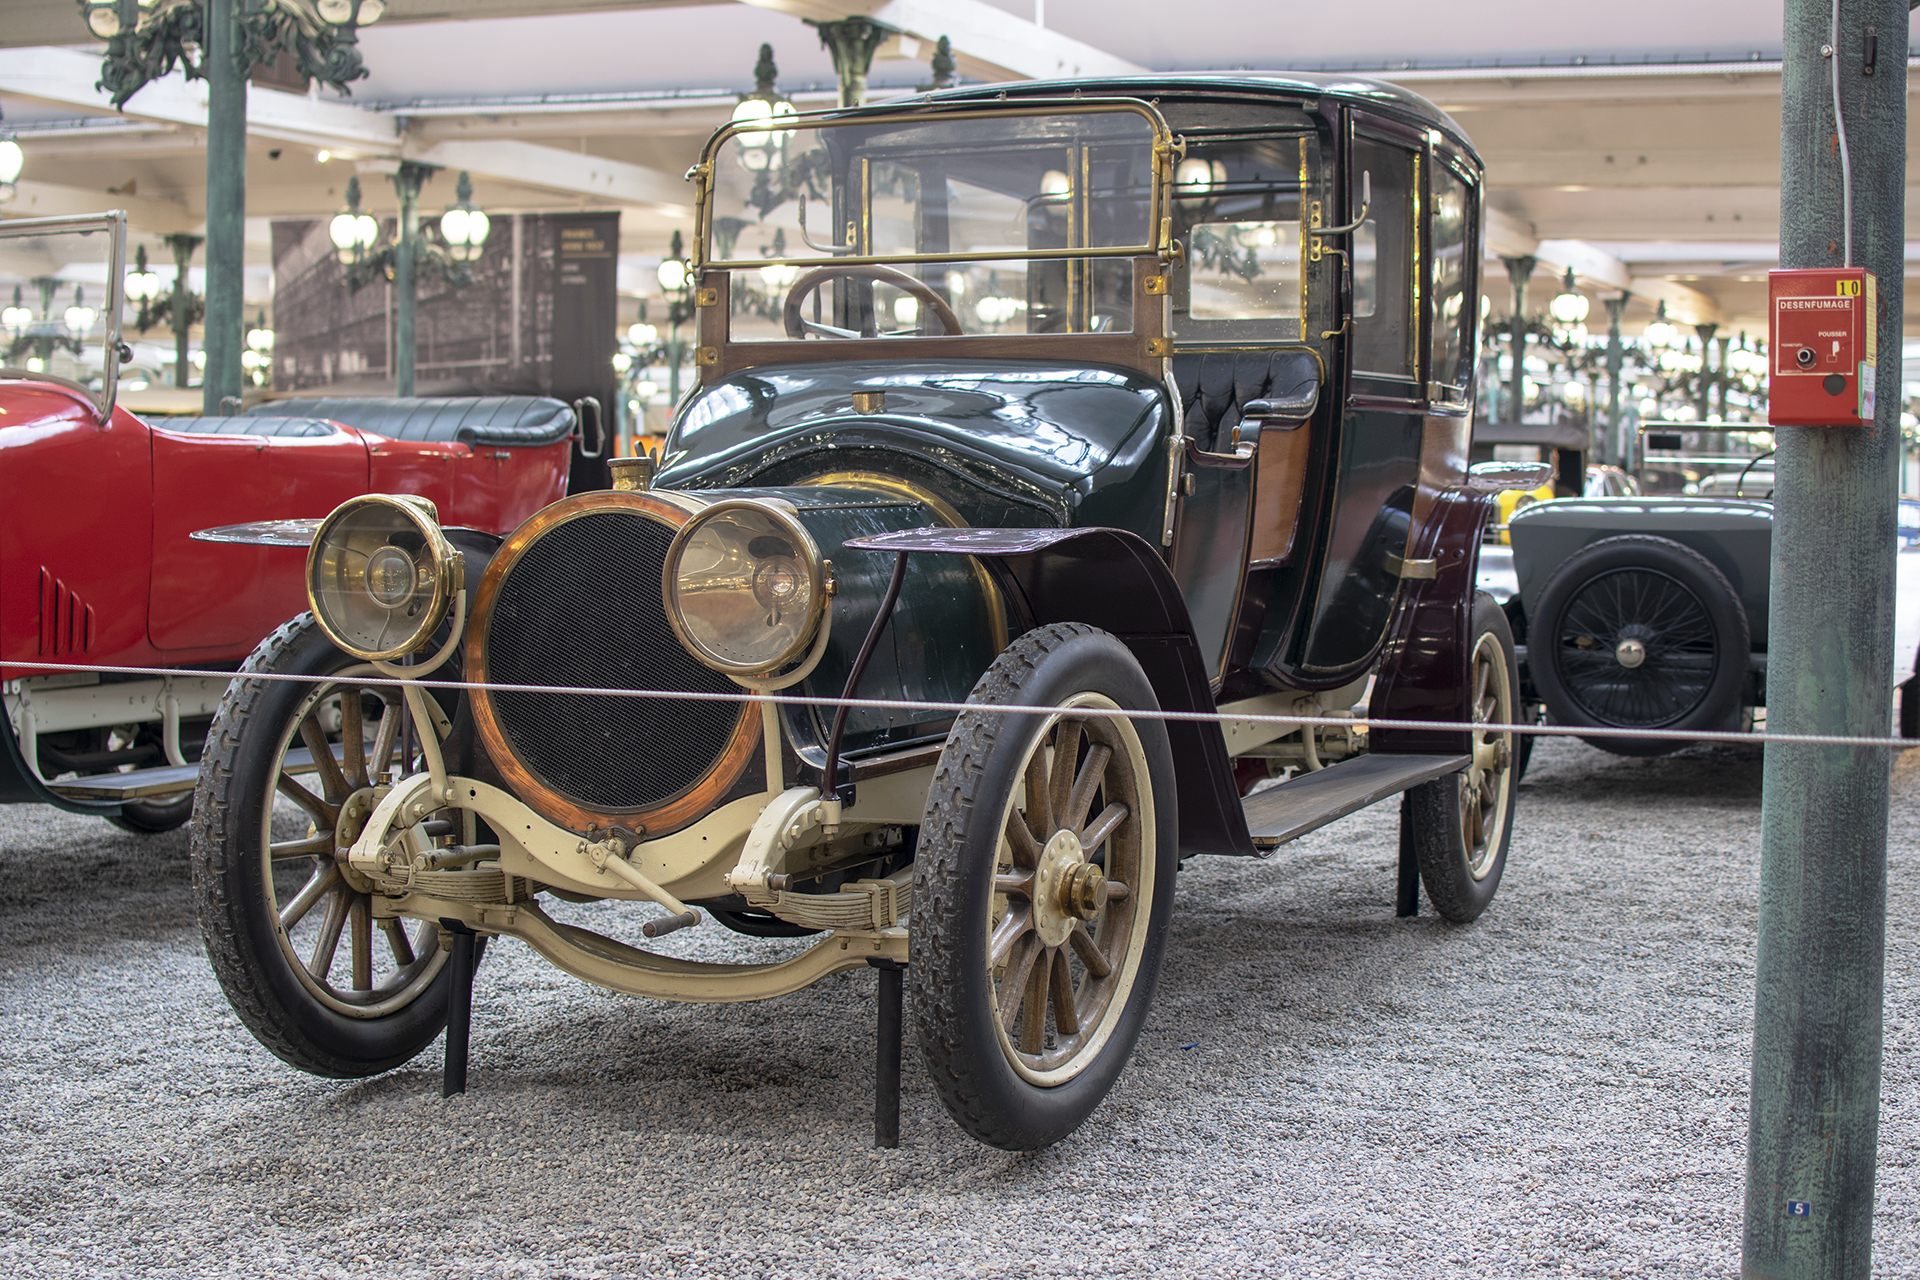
482,510,745,812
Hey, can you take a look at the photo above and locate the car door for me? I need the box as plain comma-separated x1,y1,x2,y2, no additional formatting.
1291,125,1427,677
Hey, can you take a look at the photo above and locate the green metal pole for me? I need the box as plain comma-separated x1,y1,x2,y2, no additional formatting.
165,233,200,390
810,17,889,108
201,0,244,414
1743,3,1902,1277
1604,294,1627,465
1502,254,1535,423
392,162,431,398
1694,322,1719,420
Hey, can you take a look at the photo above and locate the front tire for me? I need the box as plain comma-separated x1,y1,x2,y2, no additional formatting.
191,615,460,1078
912,623,1177,1151
1406,593,1519,924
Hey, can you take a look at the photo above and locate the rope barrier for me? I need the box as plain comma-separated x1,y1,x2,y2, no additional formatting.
6,656,1913,753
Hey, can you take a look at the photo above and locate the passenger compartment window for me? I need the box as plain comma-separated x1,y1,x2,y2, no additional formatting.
1348,137,1416,381
1188,219,1301,320
1429,166,1474,397
1169,136,1310,343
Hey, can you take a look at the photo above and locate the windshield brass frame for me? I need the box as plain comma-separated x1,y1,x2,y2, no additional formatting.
693,98,1178,272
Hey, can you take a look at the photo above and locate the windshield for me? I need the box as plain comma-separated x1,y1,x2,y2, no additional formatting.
0,212,126,419
699,102,1168,341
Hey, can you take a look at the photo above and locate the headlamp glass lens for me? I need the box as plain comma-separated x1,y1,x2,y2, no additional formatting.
309,501,447,659
669,506,819,673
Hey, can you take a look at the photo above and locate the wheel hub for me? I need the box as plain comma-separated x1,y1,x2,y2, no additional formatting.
1615,637,1648,669
1031,829,1091,948
334,787,381,855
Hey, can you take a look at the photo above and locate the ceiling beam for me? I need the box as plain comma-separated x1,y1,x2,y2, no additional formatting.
408,139,692,215
1481,206,1723,323
0,180,201,234
0,46,691,216
0,47,398,152
736,0,1146,83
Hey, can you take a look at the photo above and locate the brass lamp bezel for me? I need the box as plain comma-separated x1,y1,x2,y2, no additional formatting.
661,497,828,678
305,494,462,661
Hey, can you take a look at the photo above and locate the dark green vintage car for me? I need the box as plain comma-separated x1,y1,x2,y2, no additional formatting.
192,74,1548,1150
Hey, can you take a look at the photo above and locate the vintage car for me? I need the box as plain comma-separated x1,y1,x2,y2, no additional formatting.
0,212,588,833
192,75,1549,1151
1506,494,1771,756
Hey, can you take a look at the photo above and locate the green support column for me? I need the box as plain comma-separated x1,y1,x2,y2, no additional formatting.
1502,254,1535,423
201,0,245,414
391,161,435,398
165,233,201,390
1694,322,1719,421
1604,293,1627,465
810,17,890,108
1743,3,1903,1277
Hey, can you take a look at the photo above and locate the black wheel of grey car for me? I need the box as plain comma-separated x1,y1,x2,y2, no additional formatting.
1530,535,1749,756
912,623,1177,1151
1406,592,1520,924
191,614,463,1077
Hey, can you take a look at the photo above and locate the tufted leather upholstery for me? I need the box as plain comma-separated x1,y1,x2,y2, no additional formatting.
1171,349,1321,452
242,396,576,447
153,415,339,438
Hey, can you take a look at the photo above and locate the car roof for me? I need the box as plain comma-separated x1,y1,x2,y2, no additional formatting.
883,72,1481,171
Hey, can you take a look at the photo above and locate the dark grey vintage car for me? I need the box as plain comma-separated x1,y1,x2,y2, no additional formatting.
1506,496,1772,755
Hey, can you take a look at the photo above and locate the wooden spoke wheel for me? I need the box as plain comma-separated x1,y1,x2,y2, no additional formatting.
913,623,1176,1151
1406,592,1520,923
985,695,1150,1084
192,615,467,1078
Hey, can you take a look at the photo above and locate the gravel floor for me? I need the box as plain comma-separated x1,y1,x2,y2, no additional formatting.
1,736,1915,1279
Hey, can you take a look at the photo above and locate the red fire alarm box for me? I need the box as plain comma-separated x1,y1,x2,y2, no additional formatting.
1769,267,1876,426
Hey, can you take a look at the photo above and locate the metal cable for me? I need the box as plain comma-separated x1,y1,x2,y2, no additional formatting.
7,657,1915,752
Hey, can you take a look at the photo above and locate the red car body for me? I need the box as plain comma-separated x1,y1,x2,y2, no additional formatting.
0,376,577,822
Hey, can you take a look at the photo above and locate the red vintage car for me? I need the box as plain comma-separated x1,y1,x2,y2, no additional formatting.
1,212,586,832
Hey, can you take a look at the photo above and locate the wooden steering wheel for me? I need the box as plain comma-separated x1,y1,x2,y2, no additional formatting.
782,263,965,339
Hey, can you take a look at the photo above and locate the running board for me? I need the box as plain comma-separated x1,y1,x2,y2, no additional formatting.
1242,752,1469,851
46,745,331,802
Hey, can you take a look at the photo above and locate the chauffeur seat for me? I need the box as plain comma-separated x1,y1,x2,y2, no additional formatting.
241,396,577,448
1171,349,1321,452
154,415,340,438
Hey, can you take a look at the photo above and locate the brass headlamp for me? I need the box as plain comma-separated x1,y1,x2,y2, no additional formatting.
662,499,827,676
305,495,462,661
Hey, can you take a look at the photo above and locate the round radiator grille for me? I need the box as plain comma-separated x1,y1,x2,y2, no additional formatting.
481,508,745,812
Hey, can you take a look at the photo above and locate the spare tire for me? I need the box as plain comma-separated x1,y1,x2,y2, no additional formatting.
1529,534,1750,756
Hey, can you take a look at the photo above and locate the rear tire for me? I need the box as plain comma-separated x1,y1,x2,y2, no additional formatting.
1530,535,1749,756
108,795,194,834
1406,593,1519,924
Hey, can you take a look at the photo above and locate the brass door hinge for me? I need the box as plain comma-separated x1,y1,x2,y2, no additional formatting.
1144,275,1169,296
1385,552,1438,581
695,346,720,366
1145,337,1171,357
694,287,720,308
